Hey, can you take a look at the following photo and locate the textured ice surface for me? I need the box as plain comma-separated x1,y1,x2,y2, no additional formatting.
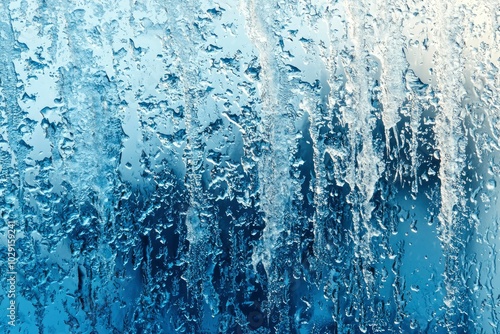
0,0,499,333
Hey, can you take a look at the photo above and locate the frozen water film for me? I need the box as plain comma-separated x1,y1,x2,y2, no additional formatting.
0,0,499,333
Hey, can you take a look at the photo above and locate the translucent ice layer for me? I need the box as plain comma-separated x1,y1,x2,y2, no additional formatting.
0,0,499,333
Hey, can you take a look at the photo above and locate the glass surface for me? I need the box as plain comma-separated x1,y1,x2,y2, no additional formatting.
0,0,499,333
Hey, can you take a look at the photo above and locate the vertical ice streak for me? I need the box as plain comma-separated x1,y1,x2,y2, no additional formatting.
339,0,385,330
242,0,293,278
429,0,469,329
163,1,229,331
377,0,407,153
241,2,300,332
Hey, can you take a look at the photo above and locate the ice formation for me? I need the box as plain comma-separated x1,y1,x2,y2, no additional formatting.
0,0,499,333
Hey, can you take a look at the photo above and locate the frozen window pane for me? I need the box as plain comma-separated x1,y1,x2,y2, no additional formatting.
0,0,499,333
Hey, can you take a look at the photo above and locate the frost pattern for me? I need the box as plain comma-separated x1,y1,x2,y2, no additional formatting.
0,0,499,333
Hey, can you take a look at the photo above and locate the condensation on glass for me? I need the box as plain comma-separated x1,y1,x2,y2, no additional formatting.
0,0,498,333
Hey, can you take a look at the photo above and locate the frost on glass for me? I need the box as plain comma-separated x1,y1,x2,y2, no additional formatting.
0,0,499,333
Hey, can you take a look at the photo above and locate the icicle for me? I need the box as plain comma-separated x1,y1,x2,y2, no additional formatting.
428,0,468,324
377,0,407,153
242,0,293,277
342,0,384,263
